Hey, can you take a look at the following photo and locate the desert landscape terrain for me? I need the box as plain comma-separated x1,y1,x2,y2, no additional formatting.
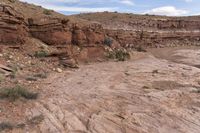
0,0,200,133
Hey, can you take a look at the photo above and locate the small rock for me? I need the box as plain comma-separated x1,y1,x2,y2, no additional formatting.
124,72,130,76
9,55,13,59
0,54,3,57
152,70,159,74
57,68,62,73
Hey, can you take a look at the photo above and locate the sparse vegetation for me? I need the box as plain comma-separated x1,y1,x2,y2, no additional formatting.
104,37,113,46
26,76,37,81
34,50,49,58
8,64,18,79
0,85,38,101
10,70,17,79
193,88,200,93
135,46,147,52
107,49,130,61
0,74,3,83
33,73,48,79
43,9,52,15
143,86,150,89
26,73,47,81
0,122,13,132
27,114,44,125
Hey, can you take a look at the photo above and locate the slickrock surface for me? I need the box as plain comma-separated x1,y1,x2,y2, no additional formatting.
15,48,200,133
1,1,200,133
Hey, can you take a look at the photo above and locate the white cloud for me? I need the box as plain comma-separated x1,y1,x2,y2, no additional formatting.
191,12,200,16
184,0,192,2
42,5,117,12
120,0,134,6
20,0,116,13
20,0,80,5
144,6,188,16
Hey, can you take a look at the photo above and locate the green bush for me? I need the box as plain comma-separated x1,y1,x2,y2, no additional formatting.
33,73,48,79
34,50,49,58
0,85,38,101
0,122,13,132
107,49,130,61
0,74,3,83
136,46,147,52
26,76,37,81
28,115,44,125
43,9,51,15
7,64,18,79
104,37,113,46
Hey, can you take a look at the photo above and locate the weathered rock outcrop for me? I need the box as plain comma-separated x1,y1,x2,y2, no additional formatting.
2,3,200,55
76,13,200,48
104,17,200,48
106,29,200,48
28,18,72,45
0,4,28,45
72,23,105,46
29,18,106,46
108,18,200,31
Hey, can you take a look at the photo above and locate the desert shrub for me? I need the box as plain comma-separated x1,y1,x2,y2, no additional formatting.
136,46,147,52
104,37,113,46
7,64,20,79
0,85,38,101
9,71,16,79
34,50,49,58
0,122,13,132
43,9,51,15
33,73,48,79
107,49,130,61
27,115,44,125
0,74,3,83
26,76,37,81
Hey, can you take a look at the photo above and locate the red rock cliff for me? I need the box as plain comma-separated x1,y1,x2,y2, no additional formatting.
0,4,28,45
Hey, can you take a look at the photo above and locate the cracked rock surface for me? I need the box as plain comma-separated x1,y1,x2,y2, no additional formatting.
21,48,200,133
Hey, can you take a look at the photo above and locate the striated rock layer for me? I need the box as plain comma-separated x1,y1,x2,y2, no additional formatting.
76,12,200,48
1,3,200,56
106,29,200,48
0,4,28,45
29,18,106,46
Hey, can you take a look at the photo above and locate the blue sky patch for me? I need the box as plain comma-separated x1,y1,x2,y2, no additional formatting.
20,0,200,16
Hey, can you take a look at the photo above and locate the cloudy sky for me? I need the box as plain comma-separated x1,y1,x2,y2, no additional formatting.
20,0,200,16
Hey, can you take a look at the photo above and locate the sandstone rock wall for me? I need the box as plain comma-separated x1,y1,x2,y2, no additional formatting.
72,23,105,46
106,29,200,48
0,4,28,45
28,18,105,46
28,18,72,45
126,19,200,30
1,3,200,49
